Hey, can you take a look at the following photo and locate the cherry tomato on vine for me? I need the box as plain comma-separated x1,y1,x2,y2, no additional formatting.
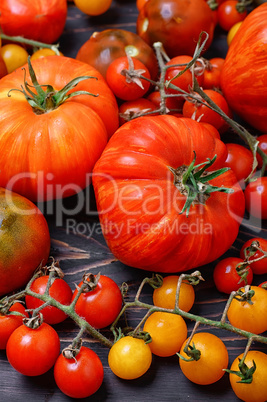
229,351,267,402
244,177,267,220
119,98,158,125
0,302,29,350
213,257,253,294
202,57,225,89
6,321,60,376
153,275,195,312
147,90,183,114
106,56,151,101
256,134,267,170
179,332,229,385
108,336,152,380
25,275,73,325
31,48,64,60
72,274,122,329
0,44,29,74
223,143,254,187
217,0,247,31
54,346,104,399
143,312,187,357
73,0,112,16
240,237,267,275
227,286,267,334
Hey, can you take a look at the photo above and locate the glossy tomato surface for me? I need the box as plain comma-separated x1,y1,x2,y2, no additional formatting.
240,237,267,275
244,177,267,220
0,303,29,349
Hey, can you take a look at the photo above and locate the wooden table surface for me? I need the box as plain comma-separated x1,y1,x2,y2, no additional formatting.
1,1,266,401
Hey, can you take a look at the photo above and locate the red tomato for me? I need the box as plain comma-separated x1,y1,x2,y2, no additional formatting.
93,115,245,273
182,89,231,132
240,237,267,275
199,122,221,139
0,303,29,349
147,90,184,114
25,276,73,324
223,143,254,187
119,98,158,126
217,0,247,31
256,134,267,170
6,321,60,376
76,29,158,80
0,0,67,44
244,177,267,220
220,4,267,132
0,188,50,297
136,0,149,10
202,57,225,89
106,56,151,101
136,0,216,58
54,346,104,398
72,274,122,329
213,257,253,294
0,56,119,202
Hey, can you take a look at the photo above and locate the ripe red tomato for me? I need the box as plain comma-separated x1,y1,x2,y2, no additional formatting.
0,56,119,202
6,321,60,376
213,257,253,294
256,134,267,170
76,29,158,80
0,188,50,297
202,57,225,89
223,143,254,187
0,302,29,349
217,0,247,31
220,4,267,132
244,177,267,220
72,274,122,329
106,56,151,101
93,115,245,273
119,98,158,125
136,0,216,58
199,122,221,139
0,0,67,44
25,275,73,324
240,237,267,275
54,346,104,398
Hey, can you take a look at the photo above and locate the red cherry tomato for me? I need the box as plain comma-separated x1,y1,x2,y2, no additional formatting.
256,134,267,170
199,122,221,139
244,177,267,220
72,274,122,329
203,57,225,89
0,302,29,349
223,143,254,187
147,90,184,114
240,237,267,275
119,98,158,125
25,275,73,324
217,0,247,31
213,257,253,294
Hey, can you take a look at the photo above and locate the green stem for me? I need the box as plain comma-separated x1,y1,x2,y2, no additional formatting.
0,33,60,54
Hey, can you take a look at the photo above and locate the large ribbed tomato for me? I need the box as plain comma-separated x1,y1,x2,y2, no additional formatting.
0,0,67,44
220,3,267,132
92,115,245,273
0,56,119,202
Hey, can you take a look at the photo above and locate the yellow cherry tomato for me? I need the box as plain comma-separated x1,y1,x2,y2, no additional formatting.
73,0,112,16
0,44,29,73
227,21,243,46
31,48,64,61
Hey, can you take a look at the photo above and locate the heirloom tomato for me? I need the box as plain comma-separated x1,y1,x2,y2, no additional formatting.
76,29,158,80
220,3,267,132
136,0,215,58
6,321,60,376
244,177,267,220
229,351,267,402
213,257,253,294
93,115,245,273
54,346,104,398
0,188,50,297
0,56,118,202
240,237,267,275
0,0,67,44
0,302,29,349
179,332,229,385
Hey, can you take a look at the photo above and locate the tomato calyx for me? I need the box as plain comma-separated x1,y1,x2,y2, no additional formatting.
233,285,255,304
225,358,256,384
23,313,43,329
121,54,149,90
62,338,83,361
8,56,98,114
177,341,201,362
77,272,100,293
169,152,233,216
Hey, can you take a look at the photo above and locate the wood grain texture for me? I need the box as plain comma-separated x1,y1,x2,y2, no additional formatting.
0,1,266,401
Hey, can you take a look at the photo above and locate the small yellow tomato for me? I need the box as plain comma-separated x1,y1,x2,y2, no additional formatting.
0,44,29,73
227,21,243,46
73,0,112,16
31,48,64,61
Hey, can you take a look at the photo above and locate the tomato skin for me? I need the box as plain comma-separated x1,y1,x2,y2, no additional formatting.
217,0,247,31
136,0,215,58
223,143,254,187
0,0,67,44
31,48,64,60
54,346,104,398
143,312,187,357
220,4,267,132
179,332,229,385
108,336,152,379
229,351,267,402
73,0,112,15
72,275,122,329
119,98,158,126
153,275,195,312
0,56,119,202
147,90,183,113
227,286,267,334
25,276,73,324
202,57,225,89
256,134,267,170
0,188,50,297
244,177,267,220
240,237,267,275
6,322,60,376
213,257,253,294
76,29,158,81
227,21,243,46
0,303,29,350
93,115,245,273
0,54,8,79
